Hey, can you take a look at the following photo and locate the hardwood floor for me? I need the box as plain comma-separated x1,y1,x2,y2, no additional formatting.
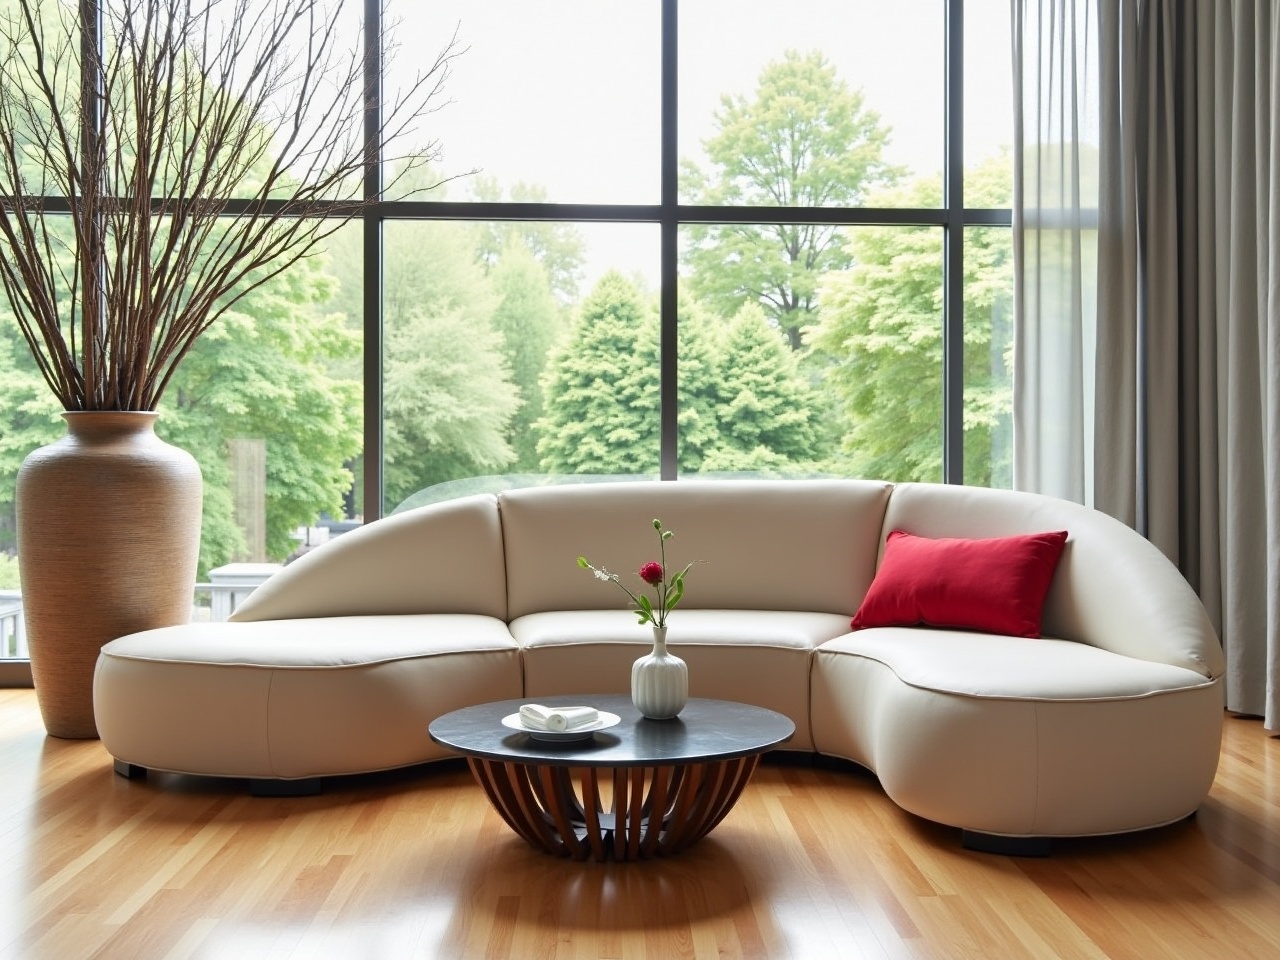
1,687,1278,960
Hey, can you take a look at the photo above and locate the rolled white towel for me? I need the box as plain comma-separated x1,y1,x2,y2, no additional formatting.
519,703,599,732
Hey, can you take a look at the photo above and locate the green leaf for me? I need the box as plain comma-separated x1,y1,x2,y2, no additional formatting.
667,574,685,610
577,556,590,568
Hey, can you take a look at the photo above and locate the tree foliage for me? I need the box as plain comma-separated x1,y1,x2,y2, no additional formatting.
488,242,561,470
374,221,521,508
681,50,901,351
472,177,586,304
0,0,461,410
536,274,835,475
0,253,364,578
809,155,1014,484
536,271,660,475
137,255,363,577
705,303,828,470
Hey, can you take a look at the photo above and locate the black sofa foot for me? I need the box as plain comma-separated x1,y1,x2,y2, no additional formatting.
962,830,1052,857
250,777,322,797
113,759,147,780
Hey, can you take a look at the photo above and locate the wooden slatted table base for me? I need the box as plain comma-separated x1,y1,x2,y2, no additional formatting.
467,755,761,861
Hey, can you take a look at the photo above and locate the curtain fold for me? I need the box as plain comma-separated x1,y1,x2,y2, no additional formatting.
1012,0,1098,505
1013,0,1280,729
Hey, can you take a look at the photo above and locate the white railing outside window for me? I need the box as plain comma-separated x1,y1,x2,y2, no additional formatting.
1,590,26,659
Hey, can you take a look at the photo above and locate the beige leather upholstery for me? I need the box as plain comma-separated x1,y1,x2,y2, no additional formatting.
91,479,1225,842
879,483,1225,678
229,494,508,622
94,616,521,778
500,479,892,618
511,608,853,752
810,630,1222,836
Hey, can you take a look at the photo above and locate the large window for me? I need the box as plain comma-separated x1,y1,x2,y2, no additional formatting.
0,0,1013,663
371,0,1013,512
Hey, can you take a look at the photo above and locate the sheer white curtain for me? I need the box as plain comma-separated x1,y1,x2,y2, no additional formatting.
1013,0,1280,730
1011,0,1100,506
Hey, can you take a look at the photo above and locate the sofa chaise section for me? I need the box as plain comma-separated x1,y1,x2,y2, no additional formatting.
93,494,518,786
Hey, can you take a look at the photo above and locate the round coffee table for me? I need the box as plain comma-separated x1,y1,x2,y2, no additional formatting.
428,695,794,861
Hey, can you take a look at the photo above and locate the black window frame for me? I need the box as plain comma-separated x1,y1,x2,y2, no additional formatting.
359,0,1012,519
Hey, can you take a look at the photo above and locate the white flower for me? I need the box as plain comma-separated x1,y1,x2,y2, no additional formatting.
593,569,613,582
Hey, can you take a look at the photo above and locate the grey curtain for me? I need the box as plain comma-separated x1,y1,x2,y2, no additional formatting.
1013,0,1280,730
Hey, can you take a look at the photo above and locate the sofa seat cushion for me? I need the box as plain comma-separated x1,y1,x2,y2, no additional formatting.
94,615,522,780
511,609,853,753
818,629,1217,701
102,614,516,667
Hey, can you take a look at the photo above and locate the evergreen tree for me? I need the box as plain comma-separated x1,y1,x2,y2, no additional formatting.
706,303,826,468
536,272,660,475
673,291,723,472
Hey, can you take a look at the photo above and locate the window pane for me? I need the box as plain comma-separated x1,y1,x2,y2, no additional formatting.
965,0,1015,207
964,227,1014,488
679,0,945,208
681,223,943,483
383,220,660,515
389,1,660,204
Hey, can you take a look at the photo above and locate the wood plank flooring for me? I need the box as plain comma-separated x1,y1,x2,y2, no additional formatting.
1,688,1278,959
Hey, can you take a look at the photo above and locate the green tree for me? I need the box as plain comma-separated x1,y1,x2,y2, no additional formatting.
159,255,363,576
0,310,63,554
671,290,724,472
703,303,828,470
536,271,660,474
681,50,901,351
383,304,520,508
809,155,1014,485
322,213,534,509
472,177,586,303
489,242,561,471
0,550,18,589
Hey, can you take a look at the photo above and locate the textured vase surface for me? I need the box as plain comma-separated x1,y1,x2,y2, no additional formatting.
631,625,688,720
16,411,203,739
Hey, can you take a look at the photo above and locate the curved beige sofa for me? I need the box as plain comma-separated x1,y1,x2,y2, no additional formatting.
93,479,1225,851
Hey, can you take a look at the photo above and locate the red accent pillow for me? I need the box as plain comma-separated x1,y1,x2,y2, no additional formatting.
851,529,1069,638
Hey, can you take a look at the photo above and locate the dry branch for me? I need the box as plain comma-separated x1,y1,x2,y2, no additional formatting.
0,0,465,410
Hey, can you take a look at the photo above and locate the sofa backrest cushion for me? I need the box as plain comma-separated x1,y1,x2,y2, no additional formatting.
500,479,893,619
230,494,508,622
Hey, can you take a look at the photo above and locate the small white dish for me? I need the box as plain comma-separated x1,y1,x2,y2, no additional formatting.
501,710,622,742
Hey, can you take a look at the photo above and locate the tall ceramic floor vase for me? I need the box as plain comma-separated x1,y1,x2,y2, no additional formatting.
16,412,202,739
631,625,688,720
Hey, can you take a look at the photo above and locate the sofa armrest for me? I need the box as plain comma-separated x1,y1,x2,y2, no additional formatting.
229,494,507,622
881,483,1224,679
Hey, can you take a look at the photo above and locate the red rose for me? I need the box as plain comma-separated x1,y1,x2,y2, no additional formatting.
639,562,664,585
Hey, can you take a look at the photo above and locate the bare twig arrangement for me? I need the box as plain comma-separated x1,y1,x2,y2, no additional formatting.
0,0,464,410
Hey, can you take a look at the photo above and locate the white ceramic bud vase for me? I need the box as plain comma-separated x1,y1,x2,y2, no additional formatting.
631,625,688,720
